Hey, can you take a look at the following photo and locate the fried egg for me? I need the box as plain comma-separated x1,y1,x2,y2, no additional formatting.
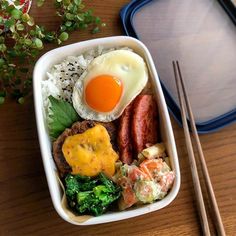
72,49,148,122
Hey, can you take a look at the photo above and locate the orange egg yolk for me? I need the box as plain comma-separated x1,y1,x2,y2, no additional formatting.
85,75,123,112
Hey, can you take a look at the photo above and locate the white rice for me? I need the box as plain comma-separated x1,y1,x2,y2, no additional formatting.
41,46,132,115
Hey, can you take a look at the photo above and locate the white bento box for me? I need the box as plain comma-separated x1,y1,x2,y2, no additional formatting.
33,36,180,225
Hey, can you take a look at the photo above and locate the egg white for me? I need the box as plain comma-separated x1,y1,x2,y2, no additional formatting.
72,49,148,122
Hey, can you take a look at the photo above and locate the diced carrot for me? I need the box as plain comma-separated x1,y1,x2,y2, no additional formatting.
128,166,150,183
139,165,153,180
139,159,164,180
118,180,137,210
140,159,163,172
123,185,137,206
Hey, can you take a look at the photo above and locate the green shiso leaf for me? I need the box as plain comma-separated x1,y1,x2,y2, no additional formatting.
48,95,80,139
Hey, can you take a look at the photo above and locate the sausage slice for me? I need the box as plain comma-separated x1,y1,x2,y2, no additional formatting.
131,95,158,154
117,103,133,164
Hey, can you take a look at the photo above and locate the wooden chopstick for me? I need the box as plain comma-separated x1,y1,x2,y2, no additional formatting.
175,61,226,236
172,61,211,236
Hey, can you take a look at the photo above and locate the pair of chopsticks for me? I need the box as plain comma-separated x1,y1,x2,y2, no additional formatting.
172,61,226,236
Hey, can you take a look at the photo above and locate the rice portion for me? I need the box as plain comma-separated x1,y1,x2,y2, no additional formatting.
42,46,132,115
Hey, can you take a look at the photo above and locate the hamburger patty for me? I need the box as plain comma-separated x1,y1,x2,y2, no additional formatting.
53,120,117,177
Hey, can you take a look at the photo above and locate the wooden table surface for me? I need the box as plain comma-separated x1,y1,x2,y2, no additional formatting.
1,1,236,235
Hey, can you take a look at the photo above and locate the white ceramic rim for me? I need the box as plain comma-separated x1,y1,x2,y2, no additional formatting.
33,36,181,225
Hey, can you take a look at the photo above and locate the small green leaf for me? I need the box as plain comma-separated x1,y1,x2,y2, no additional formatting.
45,33,56,42
30,29,35,36
79,3,85,10
67,3,77,12
0,58,5,67
27,17,35,26
34,38,43,49
92,26,100,34
9,24,16,32
24,79,32,87
60,25,66,32
66,13,74,20
57,38,62,45
0,44,7,52
18,97,25,104
30,49,39,57
48,96,81,138
24,38,32,45
74,0,81,5
63,0,71,5
2,0,10,9
95,17,101,25
0,97,5,105
65,21,72,27
16,23,24,31
5,18,15,28
78,22,87,29
36,0,45,7
76,14,84,21
11,9,22,20
21,13,30,22
59,32,69,41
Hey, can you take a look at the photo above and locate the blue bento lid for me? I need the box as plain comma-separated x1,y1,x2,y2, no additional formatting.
120,0,236,133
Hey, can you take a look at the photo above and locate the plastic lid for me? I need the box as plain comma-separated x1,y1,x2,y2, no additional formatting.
121,0,236,133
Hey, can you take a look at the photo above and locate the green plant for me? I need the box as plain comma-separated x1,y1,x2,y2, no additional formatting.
48,95,81,139
65,173,121,216
0,0,104,104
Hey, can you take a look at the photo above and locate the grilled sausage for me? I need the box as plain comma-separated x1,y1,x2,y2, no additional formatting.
117,103,133,164
131,95,158,154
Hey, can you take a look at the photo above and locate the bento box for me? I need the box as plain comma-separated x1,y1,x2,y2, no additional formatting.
33,36,180,225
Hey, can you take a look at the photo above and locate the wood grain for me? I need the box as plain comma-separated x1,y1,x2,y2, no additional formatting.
0,1,236,235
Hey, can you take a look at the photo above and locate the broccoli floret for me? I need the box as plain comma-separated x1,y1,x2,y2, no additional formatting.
79,179,99,191
65,174,80,200
77,190,106,216
93,185,113,205
90,202,107,216
77,191,94,213
77,191,93,204
98,173,117,192
64,172,121,216
94,184,120,205
74,174,91,182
